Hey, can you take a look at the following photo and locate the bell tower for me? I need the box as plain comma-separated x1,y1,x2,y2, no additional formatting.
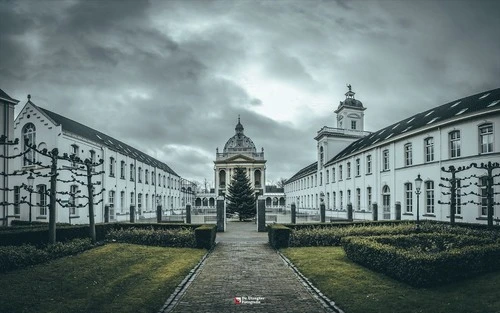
334,84,366,132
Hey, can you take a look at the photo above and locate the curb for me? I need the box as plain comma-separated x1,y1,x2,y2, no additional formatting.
277,250,345,313
158,244,216,313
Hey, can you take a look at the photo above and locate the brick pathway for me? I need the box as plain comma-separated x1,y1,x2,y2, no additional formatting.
165,222,329,313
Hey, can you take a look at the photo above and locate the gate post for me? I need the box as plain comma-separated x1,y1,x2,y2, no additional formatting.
395,201,401,220
104,205,110,223
186,204,192,224
156,205,162,223
291,203,296,224
320,203,326,223
129,205,135,223
216,196,225,232
257,196,266,232
347,203,353,221
372,202,378,221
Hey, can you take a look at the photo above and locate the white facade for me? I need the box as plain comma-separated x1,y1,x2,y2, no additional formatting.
285,87,500,225
0,89,19,226
9,99,192,224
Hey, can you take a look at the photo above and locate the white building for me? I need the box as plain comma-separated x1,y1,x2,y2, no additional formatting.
0,89,19,226
284,86,500,225
10,97,194,224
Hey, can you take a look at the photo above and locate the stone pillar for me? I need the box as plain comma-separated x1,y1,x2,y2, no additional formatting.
216,196,225,232
347,203,353,220
156,205,162,223
320,203,326,223
395,201,401,220
372,202,378,221
257,196,266,232
129,205,135,223
186,204,191,224
104,205,110,223
291,203,296,224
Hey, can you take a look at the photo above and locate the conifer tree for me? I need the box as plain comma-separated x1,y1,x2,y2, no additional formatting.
227,167,256,221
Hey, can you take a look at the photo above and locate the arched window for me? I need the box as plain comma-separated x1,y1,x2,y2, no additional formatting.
320,146,324,165
254,170,261,188
145,169,149,184
382,185,391,219
23,123,36,166
219,170,226,188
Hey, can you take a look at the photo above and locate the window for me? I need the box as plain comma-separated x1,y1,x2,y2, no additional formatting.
424,137,434,162
120,161,126,179
347,162,351,179
130,192,135,205
130,164,134,181
163,175,166,187
319,172,323,186
356,188,361,210
479,123,493,154
109,157,115,177
455,179,462,215
138,167,142,183
69,185,78,215
120,191,125,212
367,187,372,209
351,120,357,130
404,143,412,166
347,189,351,205
14,186,20,215
355,158,360,176
479,177,488,216
339,165,343,180
320,146,324,166
425,181,434,214
333,192,336,210
71,144,79,167
449,130,461,158
382,149,390,171
23,123,36,166
332,167,336,182
366,155,372,174
326,170,330,183
158,173,161,186
152,172,155,185
339,191,343,210
138,193,142,209
90,150,96,163
37,184,47,216
404,183,412,213
145,169,149,184
145,194,149,210
109,190,115,208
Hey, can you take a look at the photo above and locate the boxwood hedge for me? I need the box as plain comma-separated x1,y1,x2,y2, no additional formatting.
342,233,500,287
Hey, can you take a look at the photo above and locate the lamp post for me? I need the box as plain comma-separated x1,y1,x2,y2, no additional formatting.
27,173,35,223
414,174,423,231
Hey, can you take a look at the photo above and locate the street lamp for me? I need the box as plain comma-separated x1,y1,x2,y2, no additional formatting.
414,174,423,231
27,173,35,223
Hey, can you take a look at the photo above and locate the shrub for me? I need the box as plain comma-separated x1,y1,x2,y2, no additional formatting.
0,238,93,273
105,227,196,248
342,234,500,287
194,225,217,249
268,224,291,249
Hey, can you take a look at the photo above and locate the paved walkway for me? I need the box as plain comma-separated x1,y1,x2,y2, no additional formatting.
167,222,329,313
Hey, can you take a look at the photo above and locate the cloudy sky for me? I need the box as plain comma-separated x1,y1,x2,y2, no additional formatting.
1,0,499,187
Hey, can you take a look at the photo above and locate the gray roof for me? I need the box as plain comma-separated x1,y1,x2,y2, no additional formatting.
0,88,19,104
287,162,318,184
35,104,179,176
326,87,500,165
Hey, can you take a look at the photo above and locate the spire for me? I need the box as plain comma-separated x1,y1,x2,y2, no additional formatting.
235,115,244,134
345,84,355,99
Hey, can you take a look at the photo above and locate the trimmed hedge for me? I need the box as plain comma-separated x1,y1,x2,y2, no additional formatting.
0,238,94,273
268,224,292,249
194,224,217,249
106,227,196,247
288,222,500,247
0,223,203,247
342,234,500,287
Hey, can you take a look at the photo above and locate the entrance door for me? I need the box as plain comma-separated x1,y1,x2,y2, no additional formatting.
382,185,391,219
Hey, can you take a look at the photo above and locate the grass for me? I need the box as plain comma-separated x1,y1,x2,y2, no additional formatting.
0,243,206,313
282,247,500,313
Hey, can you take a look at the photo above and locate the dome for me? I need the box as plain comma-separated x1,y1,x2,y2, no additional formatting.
223,117,257,153
341,97,364,108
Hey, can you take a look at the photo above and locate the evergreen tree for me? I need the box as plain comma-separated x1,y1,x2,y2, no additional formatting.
227,167,256,221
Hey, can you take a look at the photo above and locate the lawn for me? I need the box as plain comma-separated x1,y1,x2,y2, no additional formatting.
0,243,206,313
282,247,500,313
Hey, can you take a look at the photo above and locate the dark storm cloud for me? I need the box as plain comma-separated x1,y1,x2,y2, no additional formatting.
1,0,499,186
